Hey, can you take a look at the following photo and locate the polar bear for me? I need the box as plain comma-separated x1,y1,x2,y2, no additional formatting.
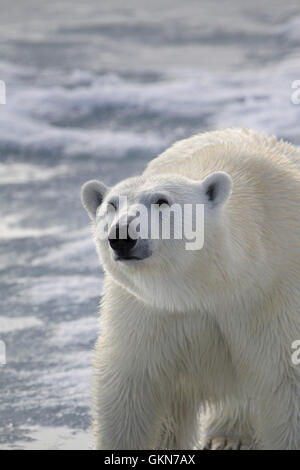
81,128,300,450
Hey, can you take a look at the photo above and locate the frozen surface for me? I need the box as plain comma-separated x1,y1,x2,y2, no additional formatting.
0,0,299,450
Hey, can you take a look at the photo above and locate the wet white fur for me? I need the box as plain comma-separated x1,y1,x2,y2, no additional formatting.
84,128,300,449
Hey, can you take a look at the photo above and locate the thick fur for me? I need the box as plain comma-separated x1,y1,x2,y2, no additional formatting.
85,128,300,450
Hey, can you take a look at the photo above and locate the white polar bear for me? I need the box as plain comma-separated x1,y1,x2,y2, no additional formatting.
81,128,300,450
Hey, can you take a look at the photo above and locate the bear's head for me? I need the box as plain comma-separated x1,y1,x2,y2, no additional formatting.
81,172,233,312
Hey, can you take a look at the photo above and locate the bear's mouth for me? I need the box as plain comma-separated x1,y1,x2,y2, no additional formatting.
115,255,142,262
114,251,153,263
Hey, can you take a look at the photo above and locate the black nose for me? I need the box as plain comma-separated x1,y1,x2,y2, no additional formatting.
109,225,137,258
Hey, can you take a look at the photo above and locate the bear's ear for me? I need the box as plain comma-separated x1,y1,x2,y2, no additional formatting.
81,180,108,220
202,172,232,208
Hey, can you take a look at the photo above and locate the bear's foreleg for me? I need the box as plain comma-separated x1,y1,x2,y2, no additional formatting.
200,399,255,450
155,386,201,449
255,383,300,450
92,337,165,450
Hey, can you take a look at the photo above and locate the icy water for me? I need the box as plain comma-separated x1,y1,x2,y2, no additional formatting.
0,0,300,450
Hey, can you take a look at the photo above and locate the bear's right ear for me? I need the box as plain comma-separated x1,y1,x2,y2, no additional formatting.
201,172,232,208
81,180,108,220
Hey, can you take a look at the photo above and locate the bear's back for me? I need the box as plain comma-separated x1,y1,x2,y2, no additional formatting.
144,128,300,179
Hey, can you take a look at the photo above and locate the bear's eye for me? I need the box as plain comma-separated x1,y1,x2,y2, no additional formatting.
155,198,169,207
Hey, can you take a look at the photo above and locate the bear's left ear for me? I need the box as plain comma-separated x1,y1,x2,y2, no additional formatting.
201,171,232,208
81,180,109,220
